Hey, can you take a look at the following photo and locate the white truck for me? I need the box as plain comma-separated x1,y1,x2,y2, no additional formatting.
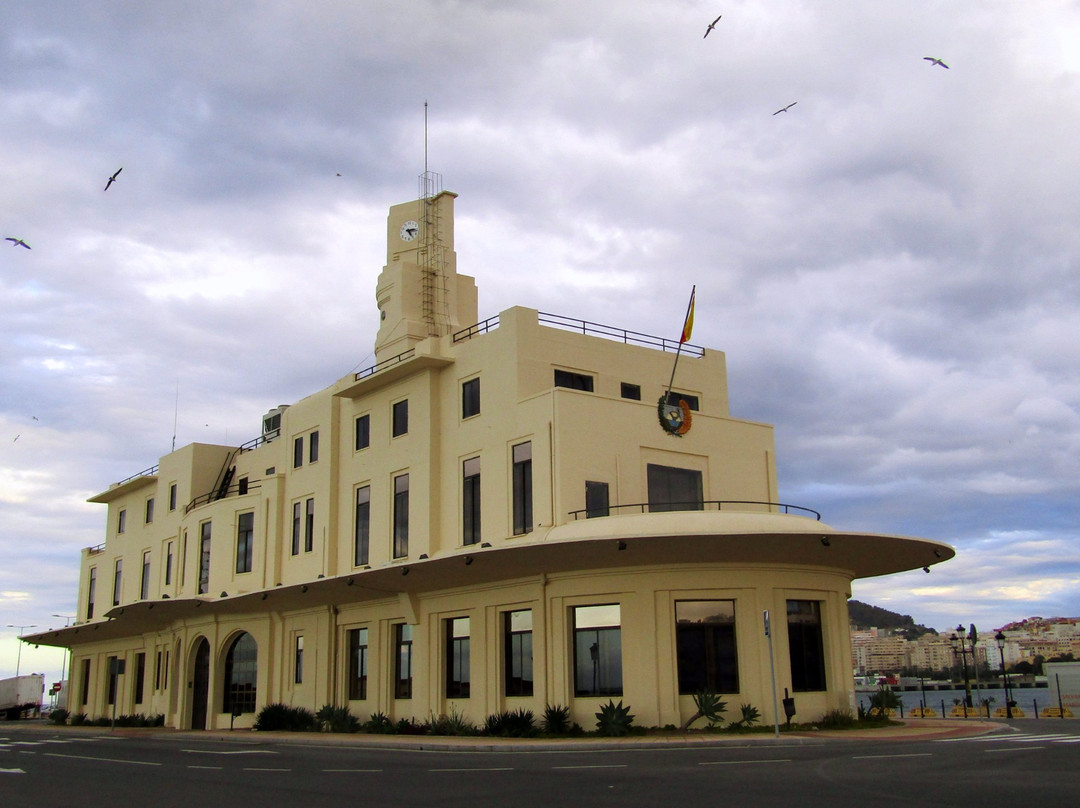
1,673,44,719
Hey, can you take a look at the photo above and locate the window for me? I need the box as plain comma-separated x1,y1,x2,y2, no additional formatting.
145,497,154,524
446,617,470,699
554,369,594,391
140,551,151,600
585,481,609,518
294,635,304,684
665,391,700,411
165,543,173,585
647,464,703,512
117,509,126,534
620,383,641,400
169,483,177,511
355,414,370,450
354,486,370,566
134,652,146,705
236,512,254,573
293,436,304,468
787,600,827,692
223,632,258,714
462,377,480,418
112,559,122,606
238,476,248,496
348,628,369,700
106,656,118,706
309,430,319,463
198,521,211,595
394,623,413,699
393,474,409,558
86,567,97,620
79,659,90,706
463,457,481,545
392,400,409,437
180,531,187,587
154,650,162,691
512,442,532,535
676,600,739,694
504,610,533,697
291,501,301,555
304,497,315,553
573,604,622,697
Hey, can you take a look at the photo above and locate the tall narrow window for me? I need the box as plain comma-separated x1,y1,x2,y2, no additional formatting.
117,509,127,534
198,521,211,595
294,635,304,684
145,497,154,524
348,627,369,700
462,377,480,418
355,414,370,450
169,483,177,511
134,652,146,705
676,600,739,694
293,436,304,468
504,610,533,697
155,650,162,691
787,600,827,692
180,531,187,587
573,604,622,697
112,559,123,606
79,658,90,706
309,430,319,463
585,481,609,518
512,442,533,535
304,497,315,552
236,512,254,573
463,457,481,545
393,474,409,558
646,464,703,512
106,656,118,706
291,501,301,555
446,617,471,699
392,400,409,437
86,567,97,620
165,542,173,586
223,632,258,714
140,551,151,600
354,486,371,566
238,476,248,496
394,623,413,699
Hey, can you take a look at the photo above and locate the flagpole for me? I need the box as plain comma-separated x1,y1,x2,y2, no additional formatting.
665,285,696,400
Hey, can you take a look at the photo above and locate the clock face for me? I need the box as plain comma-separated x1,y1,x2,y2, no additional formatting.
399,220,419,242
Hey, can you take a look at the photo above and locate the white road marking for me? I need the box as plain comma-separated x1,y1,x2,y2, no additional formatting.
2,768,27,774
699,759,791,766
986,746,1046,752
552,764,628,770
852,753,933,760
181,749,278,755
43,752,161,766
187,765,224,770
428,767,514,772
242,767,291,772
323,768,383,773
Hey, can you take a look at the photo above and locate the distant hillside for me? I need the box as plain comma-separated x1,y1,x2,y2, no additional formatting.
848,600,937,640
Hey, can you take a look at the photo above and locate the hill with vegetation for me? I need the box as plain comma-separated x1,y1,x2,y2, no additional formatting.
848,600,937,640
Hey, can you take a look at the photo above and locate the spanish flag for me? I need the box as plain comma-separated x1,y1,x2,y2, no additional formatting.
679,286,696,344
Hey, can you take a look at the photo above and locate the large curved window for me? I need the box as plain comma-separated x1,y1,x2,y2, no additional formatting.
223,632,257,714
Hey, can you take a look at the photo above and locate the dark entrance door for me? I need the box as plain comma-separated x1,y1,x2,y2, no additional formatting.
191,638,210,730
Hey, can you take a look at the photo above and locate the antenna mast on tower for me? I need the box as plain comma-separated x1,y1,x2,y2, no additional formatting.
419,101,449,337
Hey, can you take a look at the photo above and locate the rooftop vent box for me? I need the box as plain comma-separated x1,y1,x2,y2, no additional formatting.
262,405,289,442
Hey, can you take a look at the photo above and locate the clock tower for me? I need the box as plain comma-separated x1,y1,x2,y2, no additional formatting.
374,187,478,363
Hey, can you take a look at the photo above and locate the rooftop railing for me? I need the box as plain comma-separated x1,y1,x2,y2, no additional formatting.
567,500,822,521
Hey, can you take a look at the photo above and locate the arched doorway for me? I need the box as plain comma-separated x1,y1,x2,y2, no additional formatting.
191,637,210,730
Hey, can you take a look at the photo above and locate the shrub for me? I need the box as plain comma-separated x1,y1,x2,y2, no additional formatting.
49,709,69,725
395,717,427,735
867,686,900,719
816,708,856,729
362,711,395,734
681,691,727,730
426,706,477,736
542,703,571,735
728,703,761,729
69,712,87,726
484,708,537,738
595,700,635,737
254,703,318,732
316,704,360,733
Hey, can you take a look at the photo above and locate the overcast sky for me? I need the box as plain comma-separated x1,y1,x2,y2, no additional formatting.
3,1,1080,683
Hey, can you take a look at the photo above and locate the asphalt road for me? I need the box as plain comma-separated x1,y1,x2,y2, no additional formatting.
2,722,1078,808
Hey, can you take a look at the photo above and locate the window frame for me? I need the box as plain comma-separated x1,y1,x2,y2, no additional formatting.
393,474,409,558
348,627,369,701
445,616,471,699
304,497,315,553
354,485,371,566
504,610,534,697
394,623,413,699
392,399,409,437
787,599,827,692
198,521,212,595
355,414,370,451
462,457,481,545
512,442,533,536
675,600,739,695
572,604,623,697
462,377,481,419
235,511,254,574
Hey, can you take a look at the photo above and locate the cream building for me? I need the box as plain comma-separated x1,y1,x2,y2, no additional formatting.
29,187,955,731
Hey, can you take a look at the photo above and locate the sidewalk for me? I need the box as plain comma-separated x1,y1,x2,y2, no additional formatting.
5,717,1005,751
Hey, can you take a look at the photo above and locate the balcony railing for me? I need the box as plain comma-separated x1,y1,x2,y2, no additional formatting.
185,480,262,514
567,500,822,520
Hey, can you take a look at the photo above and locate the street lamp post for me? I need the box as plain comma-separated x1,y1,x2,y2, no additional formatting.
950,628,972,712
995,631,1013,719
5,624,37,677
52,614,75,707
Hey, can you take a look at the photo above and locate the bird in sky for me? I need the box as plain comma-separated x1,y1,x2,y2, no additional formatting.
923,56,949,69
772,101,797,115
5,237,31,249
704,14,721,38
104,167,123,191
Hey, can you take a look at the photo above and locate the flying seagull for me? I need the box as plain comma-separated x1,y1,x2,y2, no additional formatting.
772,101,797,115
104,167,123,191
5,237,31,249
923,56,949,69
704,14,721,38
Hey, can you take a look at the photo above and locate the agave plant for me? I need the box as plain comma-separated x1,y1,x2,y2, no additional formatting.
542,703,571,735
680,691,727,730
595,699,635,737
